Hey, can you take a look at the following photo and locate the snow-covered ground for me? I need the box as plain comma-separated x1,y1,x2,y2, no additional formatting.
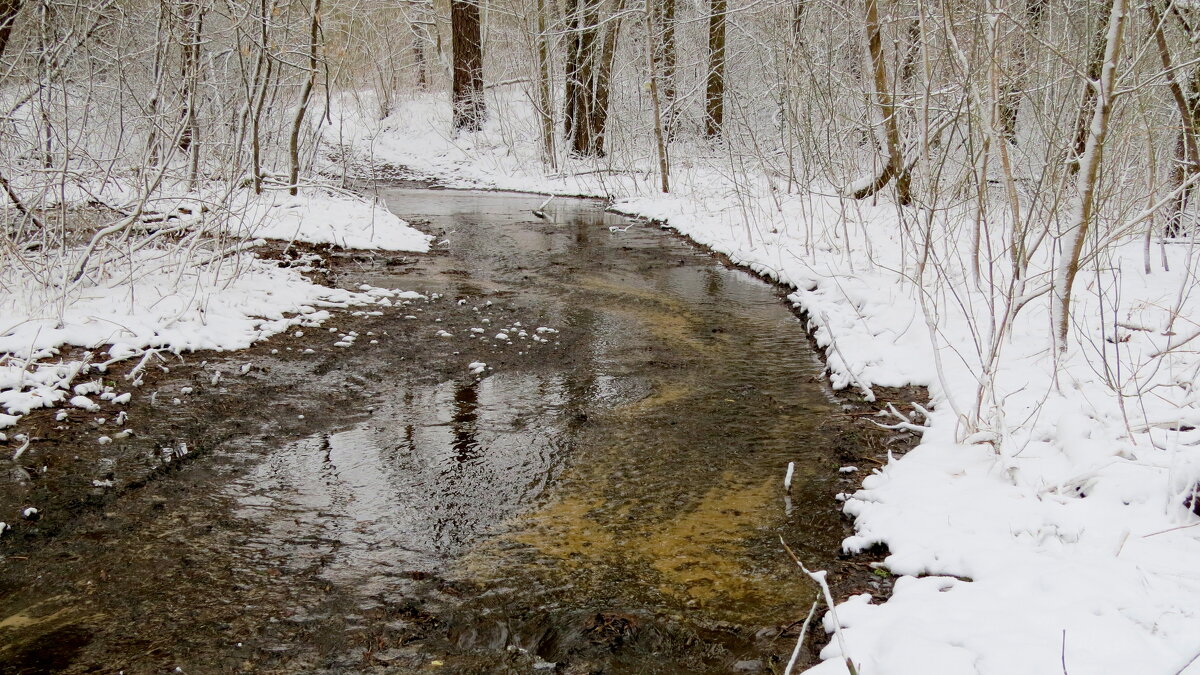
0,184,431,431
327,91,1200,674
227,187,433,252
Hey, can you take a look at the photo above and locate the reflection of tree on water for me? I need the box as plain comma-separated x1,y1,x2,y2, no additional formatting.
450,379,480,464
705,268,723,298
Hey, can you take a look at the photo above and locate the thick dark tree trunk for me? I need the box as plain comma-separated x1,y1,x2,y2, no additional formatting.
0,0,21,63
451,0,485,132
704,0,726,138
589,0,624,155
564,0,604,156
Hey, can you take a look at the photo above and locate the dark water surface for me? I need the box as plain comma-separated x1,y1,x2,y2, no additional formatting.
0,189,853,673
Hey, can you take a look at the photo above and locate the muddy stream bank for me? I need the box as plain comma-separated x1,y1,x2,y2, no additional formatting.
0,187,911,673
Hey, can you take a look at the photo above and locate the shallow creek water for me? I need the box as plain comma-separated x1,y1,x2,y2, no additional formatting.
0,189,856,673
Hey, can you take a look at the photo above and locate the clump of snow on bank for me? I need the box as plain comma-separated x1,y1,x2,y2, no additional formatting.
229,187,432,252
138,185,432,251
5,164,432,253
1,176,431,429
1,247,419,427
337,90,1200,675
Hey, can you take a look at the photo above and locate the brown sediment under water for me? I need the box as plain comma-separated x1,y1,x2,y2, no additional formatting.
0,188,860,674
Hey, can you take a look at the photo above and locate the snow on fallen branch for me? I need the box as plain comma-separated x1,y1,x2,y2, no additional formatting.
780,537,860,675
820,311,877,402
866,401,932,435
784,599,821,675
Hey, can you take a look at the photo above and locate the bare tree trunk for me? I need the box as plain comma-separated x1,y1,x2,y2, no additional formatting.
1177,63,1200,233
998,0,1046,143
535,0,555,167
781,0,806,190
897,18,920,85
184,1,206,188
564,0,602,156
563,0,581,142
251,58,273,192
414,28,427,91
1066,2,1110,176
850,0,911,204
986,0,1026,275
0,0,22,63
405,1,436,96
288,0,320,196
645,0,669,190
1148,2,1200,235
451,0,485,132
177,1,200,155
1053,0,1128,350
704,0,726,139
589,0,624,155
146,1,168,171
651,0,676,138
250,0,275,194
35,0,51,168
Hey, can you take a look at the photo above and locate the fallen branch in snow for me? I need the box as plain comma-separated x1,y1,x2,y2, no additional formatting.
1173,647,1200,675
1037,460,1118,497
1150,327,1200,358
867,401,931,434
1115,320,1157,333
0,169,47,233
548,168,654,179
259,177,363,200
1129,412,1200,433
821,312,876,402
104,348,165,383
780,537,859,675
11,437,30,462
1141,521,1200,539
844,110,957,201
961,430,999,446
783,599,820,675
484,77,532,89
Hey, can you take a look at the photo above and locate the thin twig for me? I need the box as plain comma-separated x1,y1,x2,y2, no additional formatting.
0,169,47,232
780,537,860,675
1061,629,1069,675
784,599,821,675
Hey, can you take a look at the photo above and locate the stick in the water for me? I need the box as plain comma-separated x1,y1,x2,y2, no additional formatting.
532,195,554,219
784,461,795,493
